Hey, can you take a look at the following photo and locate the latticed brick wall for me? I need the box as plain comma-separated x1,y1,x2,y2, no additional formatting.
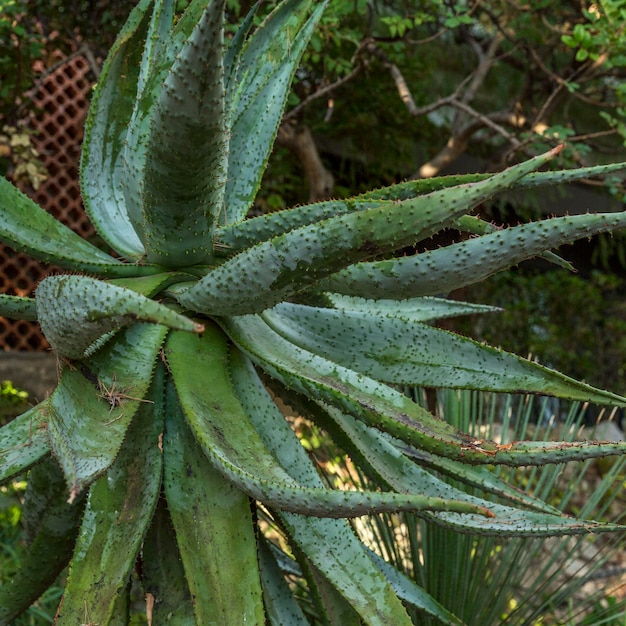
2,52,95,350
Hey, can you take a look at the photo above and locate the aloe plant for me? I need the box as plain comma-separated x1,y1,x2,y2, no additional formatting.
2,1,626,624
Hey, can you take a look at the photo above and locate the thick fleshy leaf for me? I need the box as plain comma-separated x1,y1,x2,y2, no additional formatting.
359,160,626,202
318,404,624,536
36,274,203,359
316,211,626,299
0,177,153,274
163,379,265,626
222,315,626,467
216,158,626,254
55,365,164,626
366,550,467,625
0,459,82,625
262,301,626,404
224,0,327,223
0,403,50,484
0,295,37,321
180,149,560,316
258,537,310,626
47,323,166,501
79,0,153,258
325,294,499,321
142,498,196,624
215,198,385,254
137,0,228,265
229,348,461,625
167,326,493,518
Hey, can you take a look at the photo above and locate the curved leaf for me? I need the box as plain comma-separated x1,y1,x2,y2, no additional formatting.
316,211,626,299
79,0,153,258
222,315,626,467
325,293,499,321
0,177,152,275
224,0,328,223
36,274,203,359
139,0,228,265
47,323,167,501
230,348,464,625
0,403,49,484
55,365,164,626
181,149,560,316
167,326,493,518
262,301,626,404
0,459,82,626
318,404,623,536
163,378,265,626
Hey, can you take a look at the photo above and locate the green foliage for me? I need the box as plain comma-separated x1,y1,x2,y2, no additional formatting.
0,381,28,424
2,1,626,624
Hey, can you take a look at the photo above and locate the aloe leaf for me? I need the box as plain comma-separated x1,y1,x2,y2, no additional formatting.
224,0,328,223
321,405,625,536
365,549,467,625
167,326,493,518
108,271,197,297
163,378,265,626
316,211,626,299
55,365,164,626
181,149,560,316
36,274,203,359
79,0,153,258
0,295,37,321
279,512,415,626
358,160,626,202
215,198,384,254
138,0,228,266
228,332,462,625
0,403,49,484
222,315,626,467
262,301,626,405
325,294,499,321
258,537,310,626
0,459,82,626
47,323,167,501
142,497,196,625
0,177,152,275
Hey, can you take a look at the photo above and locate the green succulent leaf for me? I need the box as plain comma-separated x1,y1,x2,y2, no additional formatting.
231,347,470,624
223,314,626,467
0,295,37,321
138,0,228,266
325,293,500,321
320,405,624,536
0,403,49,484
181,149,560,316
316,211,626,299
224,0,328,223
258,537,310,626
0,177,152,274
55,365,164,626
47,323,167,501
36,274,203,359
79,0,154,259
0,459,83,626
168,325,493,518
163,377,265,626
262,301,626,404
359,160,626,202
142,498,197,625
